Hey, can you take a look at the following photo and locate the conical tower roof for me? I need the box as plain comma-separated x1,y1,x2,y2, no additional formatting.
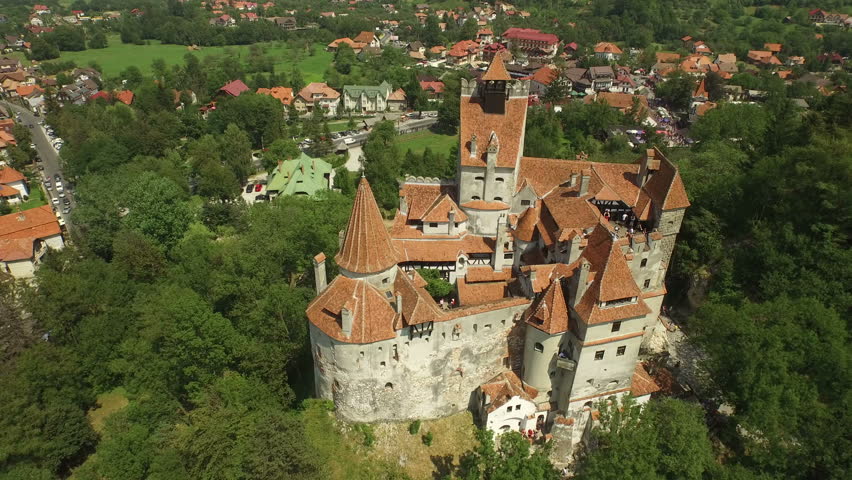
335,177,399,274
525,277,570,334
481,54,512,81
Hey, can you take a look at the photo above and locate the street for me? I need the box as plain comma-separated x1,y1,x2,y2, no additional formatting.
1,101,74,230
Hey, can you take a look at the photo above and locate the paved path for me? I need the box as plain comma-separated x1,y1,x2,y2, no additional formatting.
1,101,74,230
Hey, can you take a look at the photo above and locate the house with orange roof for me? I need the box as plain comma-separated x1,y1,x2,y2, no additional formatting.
353,31,380,48
293,82,341,115
447,39,480,65
764,43,782,53
114,90,134,105
0,205,64,278
594,42,623,61
503,28,560,59
256,86,294,105
747,50,782,66
419,80,445,101
693,41,712,55
305,58,683,451
528,66,558,97
327,37,366,52
0,166,27,203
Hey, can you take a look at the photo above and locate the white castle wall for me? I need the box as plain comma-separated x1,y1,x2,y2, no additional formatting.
311,302,530,422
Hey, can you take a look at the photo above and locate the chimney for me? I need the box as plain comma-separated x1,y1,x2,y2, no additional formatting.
573,259,591,307
638,148,654,187
341,306,353,337
570,172,579,187
395,293,403,314
469,134,477,158
448,209,456,235
492,214,508,272
313,252,328,294
579,168,591,196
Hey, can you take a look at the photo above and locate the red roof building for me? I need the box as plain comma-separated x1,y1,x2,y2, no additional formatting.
219,79,250,97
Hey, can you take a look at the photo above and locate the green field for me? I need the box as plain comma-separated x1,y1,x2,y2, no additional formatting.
20,183,46,210
54,35,331,81
396,130,458,157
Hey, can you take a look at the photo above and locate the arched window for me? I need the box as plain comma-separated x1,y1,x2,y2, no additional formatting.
494,196,503,201
471,195,481,201
534,342,544,353
475,176,485,181
495,177,504,182
583,401,593,411
385,382,394,390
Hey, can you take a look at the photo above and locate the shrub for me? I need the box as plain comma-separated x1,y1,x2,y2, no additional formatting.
355,424,375,447
409,420,421,434
422,431,433,446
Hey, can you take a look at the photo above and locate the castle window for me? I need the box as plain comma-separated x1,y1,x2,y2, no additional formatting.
515,405,521,411
617,346,626,356
495,177,504,182
644,279,651,288
640,258,648,268
594,350,605,360
473,324,478,332
382,277,389,284
385,382,393,390
472,195,481,201
380,361,386,367
429,222,438,228
494,196,503,201
484,324,492,330
611,321,622,332
475,176,485,181
549,371,555,377
359,351,364,357
534,342,544,353
506,406,512,412
521,199,531,206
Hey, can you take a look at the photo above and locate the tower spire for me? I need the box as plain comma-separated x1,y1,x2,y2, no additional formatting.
335,177,398,274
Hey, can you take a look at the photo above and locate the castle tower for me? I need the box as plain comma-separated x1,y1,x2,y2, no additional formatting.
522,277,571,394
457,56,530,235
335,177,400,288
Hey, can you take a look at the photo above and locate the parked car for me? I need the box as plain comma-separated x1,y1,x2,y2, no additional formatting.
44,181,52,190
254,183,263,192
245,184,254,193
344,137,356,145
254,194,269,202
29,143,36,149
58,191,66,198
51,197,59,206
62,198,70,205
62,206,71,214
56,185,64,193
54,174,61,181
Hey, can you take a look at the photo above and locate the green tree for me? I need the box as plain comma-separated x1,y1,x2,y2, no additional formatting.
88,31,108,49
208,93,285,147
417,268,454,299
123,172,193,250
655,72,695,111
458,429,560,480
362,121,402,210
219,123,254,184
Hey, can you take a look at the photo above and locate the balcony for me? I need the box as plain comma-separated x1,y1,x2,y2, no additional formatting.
556,357,577,371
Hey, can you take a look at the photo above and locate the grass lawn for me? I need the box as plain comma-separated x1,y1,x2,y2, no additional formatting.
19,183,46,210
396,130,458,157
87,387,129,434
54,35,331,81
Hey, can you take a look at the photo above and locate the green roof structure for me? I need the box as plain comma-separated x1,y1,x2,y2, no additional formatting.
266,152,334,197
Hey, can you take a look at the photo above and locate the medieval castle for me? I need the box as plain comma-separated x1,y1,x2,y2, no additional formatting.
306,56,689,449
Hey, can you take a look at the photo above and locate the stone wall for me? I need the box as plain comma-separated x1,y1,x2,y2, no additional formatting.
311,302,530,422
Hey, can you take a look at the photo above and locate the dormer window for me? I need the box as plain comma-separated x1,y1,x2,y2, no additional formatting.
600,297,636,308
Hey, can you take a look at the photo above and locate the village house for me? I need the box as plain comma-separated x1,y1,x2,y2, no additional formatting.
354,31,381,48
747,50,782,66
419,78,445,102
209,14,236,27
585,91,649,117
342,81,406,113
447,40,480,66
503,28,560,59
256,86,294,105
0,205,64,279
219,79,250,97
265,152,334,199
294,82,341,116
528,66,560,97
328,37,366,53
270,16,297,30
58,79,99,105
585,66,615,91
0,166,27,204
594,42,622,61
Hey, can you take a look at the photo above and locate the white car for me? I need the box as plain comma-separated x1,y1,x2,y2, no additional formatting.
51,197,59,206
56,184,63,193
344,137,356,145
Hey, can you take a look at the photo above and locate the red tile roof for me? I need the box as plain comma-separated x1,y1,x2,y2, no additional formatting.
594,42,623,55
115,90,134,105
256,86,294,105
0,166,25,184
421,194,468,223
457,276,508,306
525,277,570,334
0,205,61,241
530,66,557,85
502,28,559,45
481,371,538,413
219,79,249,97
336,178,399,274
481,55,512,81
297,82,340,103
631,363,661,397
460,96,528,168
353,31,376,43
393,235,494,263
0,237,33,261
0,183,20,198
306,275,397,343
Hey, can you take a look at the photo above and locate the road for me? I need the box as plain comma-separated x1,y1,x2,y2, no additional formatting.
1,101,74,230
330,115,438,151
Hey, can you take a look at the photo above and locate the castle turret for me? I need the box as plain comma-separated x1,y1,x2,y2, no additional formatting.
523,277,571,393
335,177,400,288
